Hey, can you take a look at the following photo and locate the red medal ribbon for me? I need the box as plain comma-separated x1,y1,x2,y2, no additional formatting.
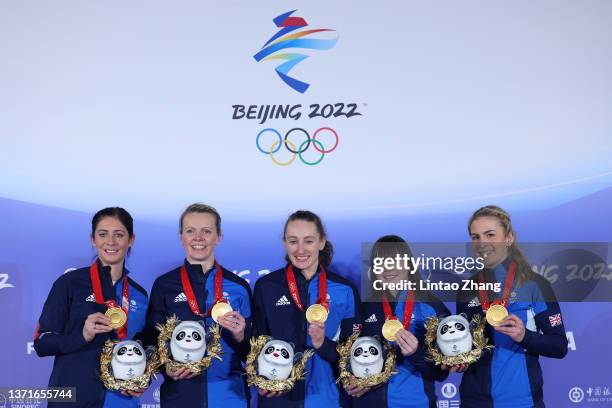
180,261,225,317
286,264,328,312
382,290,415,331
478,260,516,312
90,261,129,339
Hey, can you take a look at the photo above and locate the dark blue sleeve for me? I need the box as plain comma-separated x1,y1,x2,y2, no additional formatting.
252,279,270,337
406,301,450,381
315,283,361,364
138,278,167,348
34,276,88,357
518,278,568,358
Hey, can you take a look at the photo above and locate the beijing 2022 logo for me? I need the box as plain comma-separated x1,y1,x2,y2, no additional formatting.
233,10,362,166
253,10,338,93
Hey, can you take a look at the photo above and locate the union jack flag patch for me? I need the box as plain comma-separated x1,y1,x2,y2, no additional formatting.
548,313,562,327
353,323,362,333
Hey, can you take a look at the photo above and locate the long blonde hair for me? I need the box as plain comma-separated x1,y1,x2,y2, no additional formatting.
468,205,532,287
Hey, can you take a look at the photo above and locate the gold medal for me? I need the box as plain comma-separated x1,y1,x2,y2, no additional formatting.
486,304,508,326
211,301,233,323
306,304,328,323
382,319,404,341
105,307,127,330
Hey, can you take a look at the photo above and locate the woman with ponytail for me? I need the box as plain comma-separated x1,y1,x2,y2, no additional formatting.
453,205,568,407
252,210,361,408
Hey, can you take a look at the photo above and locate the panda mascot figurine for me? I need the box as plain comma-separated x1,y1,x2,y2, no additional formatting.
257,339,294,380
436,314,472,356
111,340,147,380
170,321,207,363
350,336,384,378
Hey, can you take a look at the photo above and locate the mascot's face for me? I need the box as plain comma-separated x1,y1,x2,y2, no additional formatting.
257,339,294,380
350,336,384,378
436,315,472,356
170,321,206,363
111,340,146,380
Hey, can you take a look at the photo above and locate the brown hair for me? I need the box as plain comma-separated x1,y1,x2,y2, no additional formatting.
369,235,424,284
468,205,532,286
179,203,222,235
283,210,334,267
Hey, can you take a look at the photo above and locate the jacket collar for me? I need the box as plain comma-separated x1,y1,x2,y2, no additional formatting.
183,259,216,282
96,258,129,285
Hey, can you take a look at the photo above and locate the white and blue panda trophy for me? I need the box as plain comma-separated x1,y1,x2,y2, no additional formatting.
256,339,296,381
337,333,397,387
349,336,384,378
111,340,147,380
156,316,222,374
436,315,473,356
425,313,492,366
170,321,207,363
100,339,160,392
246,336,314,392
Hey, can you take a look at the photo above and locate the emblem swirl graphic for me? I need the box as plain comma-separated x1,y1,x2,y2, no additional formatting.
253,10,338,93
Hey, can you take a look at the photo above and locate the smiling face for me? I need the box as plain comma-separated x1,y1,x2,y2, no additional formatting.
180,212,220,265
469,216,514,268
284,220,325,275
91,216,134,267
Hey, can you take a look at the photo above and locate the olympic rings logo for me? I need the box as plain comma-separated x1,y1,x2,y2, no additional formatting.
256,127,339,166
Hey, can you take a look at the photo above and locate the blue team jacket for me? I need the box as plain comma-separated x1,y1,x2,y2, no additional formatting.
353,291,450,408
143,260,252,408
34,259,148,408
252,265,361,408
456,260,568,408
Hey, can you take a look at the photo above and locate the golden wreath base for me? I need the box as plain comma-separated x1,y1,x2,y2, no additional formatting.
156,315,223,374
99,340,161,392
336,332,397,388
424,314,493,366
246,335,314,392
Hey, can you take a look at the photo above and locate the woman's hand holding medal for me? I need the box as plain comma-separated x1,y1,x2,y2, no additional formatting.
83,312,113,342
395,329,418,357
308,322,326,349
494,314,525,342
217,311,246,342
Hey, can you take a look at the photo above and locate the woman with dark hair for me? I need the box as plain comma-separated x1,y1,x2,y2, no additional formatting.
34,207,149,407
143,203,253,407
453,205,568,407
252,210,361,408
348,235,449,407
